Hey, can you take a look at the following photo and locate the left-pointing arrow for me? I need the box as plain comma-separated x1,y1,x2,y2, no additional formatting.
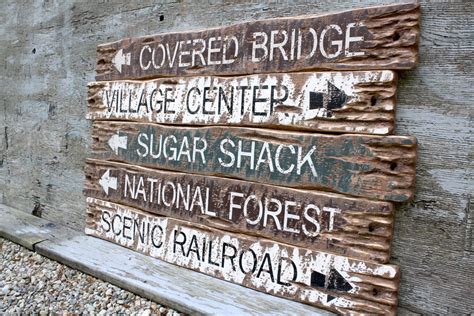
99,169,117,195
112,49,131,73
108,132,128,155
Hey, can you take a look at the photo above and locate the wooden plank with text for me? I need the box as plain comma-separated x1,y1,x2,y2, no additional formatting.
88,71,397,135
95,3,420,81
91,121,417,202
84,159,394,263
86,198,400,315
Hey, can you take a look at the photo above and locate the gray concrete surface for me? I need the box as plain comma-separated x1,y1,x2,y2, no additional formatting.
0,0,472,314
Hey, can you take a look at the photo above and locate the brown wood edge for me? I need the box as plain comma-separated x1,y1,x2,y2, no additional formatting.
0,203,333,315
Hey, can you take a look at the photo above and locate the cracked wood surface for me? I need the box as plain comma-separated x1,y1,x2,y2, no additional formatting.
87,71,397,135
0,203,332,315
86,198,400,315
84,159,394,263
91,121,417,202
95,2,419,81
1,1,472,314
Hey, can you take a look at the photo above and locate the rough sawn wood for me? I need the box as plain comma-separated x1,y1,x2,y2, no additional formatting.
91,121,417,202
87,71,397,135
95,2,420,80
84,159,394,263
86,198,400,315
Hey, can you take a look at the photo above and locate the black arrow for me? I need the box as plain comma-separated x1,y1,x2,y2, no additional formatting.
309,81,347,117
310,268,353,303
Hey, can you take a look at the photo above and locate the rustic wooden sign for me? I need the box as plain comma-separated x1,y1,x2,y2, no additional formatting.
85,159,394,263
95,3,419,81
86,198,400,315
87,71,397,135
91,121,417,202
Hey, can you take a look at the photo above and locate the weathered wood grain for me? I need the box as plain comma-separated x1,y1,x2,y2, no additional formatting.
95,2,419,80
91,121,417,202
87,71,397,135
2,1,472,314
84,159,394,263
86,198,400,315
1,202,332,315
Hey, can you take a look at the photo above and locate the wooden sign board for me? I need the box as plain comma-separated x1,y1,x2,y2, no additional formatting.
95,3,419,81
87,71,397,135
86,198,400,315
91,121,417,202
85,159,394,263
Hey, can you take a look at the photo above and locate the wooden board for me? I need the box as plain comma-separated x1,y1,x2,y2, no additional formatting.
85,198,400,315
4,1,474,314
87,71,397,135
95,2,420,81
0,202,332,315
91,121,417,202
84,159,394,263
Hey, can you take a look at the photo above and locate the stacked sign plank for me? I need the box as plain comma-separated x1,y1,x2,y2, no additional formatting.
85,2,420,314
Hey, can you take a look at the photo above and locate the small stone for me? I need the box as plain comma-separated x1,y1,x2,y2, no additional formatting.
0,238,179,315
2,285,10,295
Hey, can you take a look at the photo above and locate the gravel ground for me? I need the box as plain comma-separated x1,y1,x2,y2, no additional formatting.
0,237,182,315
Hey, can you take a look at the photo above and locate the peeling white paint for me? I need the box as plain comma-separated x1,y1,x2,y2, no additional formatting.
87,71,395,134
86,198,399,312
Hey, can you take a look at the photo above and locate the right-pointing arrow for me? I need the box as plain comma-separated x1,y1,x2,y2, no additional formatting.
310,268,354,303
326,268,353,292
309,81,347,117
326,81,347,111
108,132,128,155
99,169,117,195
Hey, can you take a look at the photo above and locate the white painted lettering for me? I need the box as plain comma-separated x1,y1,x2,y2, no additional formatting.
136,133,149,157
219,138,236,167
275,145,296,174
320,24,343,59
283,201,300,234
297,146,317,177
269,30,288,61
263,198,282,230
193,137,207,164
237,140,255,170
345,23,364,57
302,204,321,237
323,207,341,231
251,32,268,62
243,195,263,225
228,191,244,220
207,36,221,65
139,45,152,70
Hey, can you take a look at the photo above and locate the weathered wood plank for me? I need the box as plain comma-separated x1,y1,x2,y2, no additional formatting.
91,121,417,202
0,202,332,315
3,1,472,314
95,3,420,81
85,198,400,315
84,159,394,263
87,71,397,135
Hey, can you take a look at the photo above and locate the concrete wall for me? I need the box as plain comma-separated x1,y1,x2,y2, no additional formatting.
0,0,472,313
